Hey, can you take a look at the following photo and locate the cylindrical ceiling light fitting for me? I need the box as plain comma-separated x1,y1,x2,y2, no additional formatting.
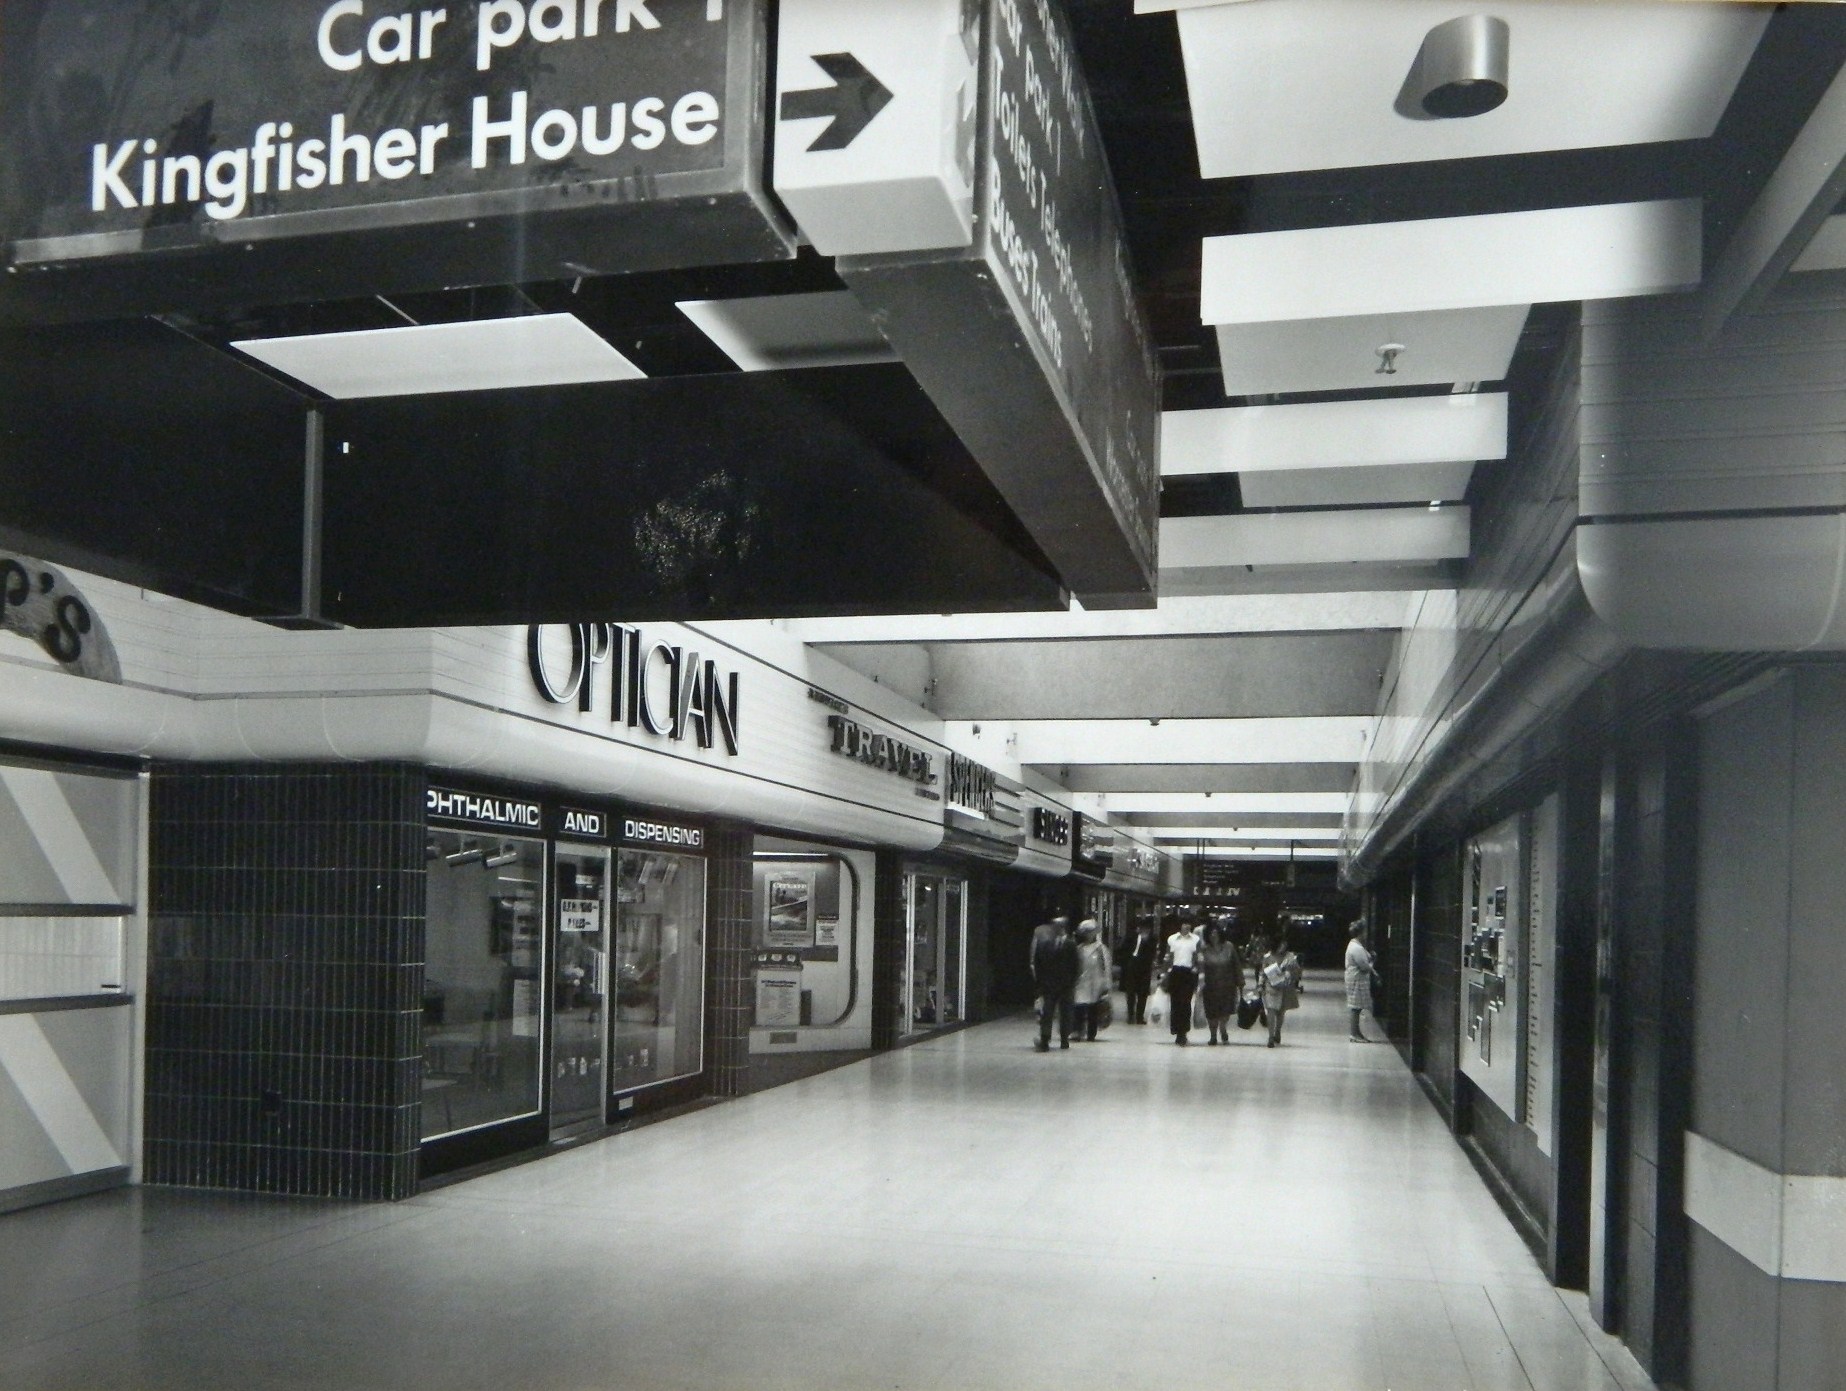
1411,15,1509,119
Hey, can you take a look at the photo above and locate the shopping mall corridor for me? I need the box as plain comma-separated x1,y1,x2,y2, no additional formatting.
0,975,1654,1391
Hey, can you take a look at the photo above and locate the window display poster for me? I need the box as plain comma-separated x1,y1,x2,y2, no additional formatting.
765,873,815,949
754,954,803,1028
815,915,839,949
559,898,602,934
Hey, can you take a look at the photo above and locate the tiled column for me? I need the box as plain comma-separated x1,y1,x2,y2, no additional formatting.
871,851,904,1051
703,821,753,1098
145,763,426,1200
1688,670,1846,1391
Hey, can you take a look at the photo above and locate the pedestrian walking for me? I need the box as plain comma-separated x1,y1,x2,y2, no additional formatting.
1072,919,1112,1040
1197,921,1243,1044
1163,917,1203,1046
1029,914,1078,1052
1260,933,1303,1048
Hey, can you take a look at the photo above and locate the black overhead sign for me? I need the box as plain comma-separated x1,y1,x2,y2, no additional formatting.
838,0,1161,608
0,0,791,319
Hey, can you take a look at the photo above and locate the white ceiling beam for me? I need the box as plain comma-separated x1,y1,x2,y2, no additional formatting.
1238,461,1475,509
707,592,1419,645
952,718,1374,765
1161,507,1469,569
1096,793,1351,814
1170,845,1343,858
1200,201,1702,326
1702,59,1846,337
1137,826,1343,841
1163,394,1507,477
1214,307,1529,396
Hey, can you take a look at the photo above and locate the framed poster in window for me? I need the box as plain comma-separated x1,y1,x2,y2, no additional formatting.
764,872,815,949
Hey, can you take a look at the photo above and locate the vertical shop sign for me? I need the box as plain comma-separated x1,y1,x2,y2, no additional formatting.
826,0,1161,607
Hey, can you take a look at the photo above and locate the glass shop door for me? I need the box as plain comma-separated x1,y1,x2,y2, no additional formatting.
550,844,610,1136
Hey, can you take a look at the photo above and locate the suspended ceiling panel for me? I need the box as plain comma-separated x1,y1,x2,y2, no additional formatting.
1215,307,1529,395
1176,0,1769,180
676,291,897,371
1059,765,1359,795
736,590,1412,643
1161,506,1470,569
963,717,1374,764
1095,792,1352,814
1238,460,1475,508
906,631,1396,720
1200,202,1702,325
1119,812,1345,830
232,314,644,398
1163,394,1507,476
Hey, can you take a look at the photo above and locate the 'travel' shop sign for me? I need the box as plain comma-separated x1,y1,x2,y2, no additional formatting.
529,624,740,756
0,0,787,313
826,714,935,788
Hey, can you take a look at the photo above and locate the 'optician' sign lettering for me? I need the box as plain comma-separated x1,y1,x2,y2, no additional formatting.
529,624,740,756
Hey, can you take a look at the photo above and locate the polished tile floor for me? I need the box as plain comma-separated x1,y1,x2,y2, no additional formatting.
0,973,1655,1391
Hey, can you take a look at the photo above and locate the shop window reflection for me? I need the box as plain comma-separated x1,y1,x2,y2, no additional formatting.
421,831,544,1141
612,848,706,1090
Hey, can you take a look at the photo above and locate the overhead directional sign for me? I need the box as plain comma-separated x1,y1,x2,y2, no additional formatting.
803,0,1162,607
0,0,793,321
773,0,977,257
779,54,894,152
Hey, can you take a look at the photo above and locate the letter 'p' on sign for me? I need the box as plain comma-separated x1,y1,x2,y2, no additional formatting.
772,0,977,256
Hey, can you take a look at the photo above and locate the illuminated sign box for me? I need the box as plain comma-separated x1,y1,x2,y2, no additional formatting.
0,0,792,319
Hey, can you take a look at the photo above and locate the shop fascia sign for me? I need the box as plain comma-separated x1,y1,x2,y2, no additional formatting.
1029,805,1070,847
528,623,740,756
0,553,122,683
825,712,936,793
945,753,996,819
428,786,542,829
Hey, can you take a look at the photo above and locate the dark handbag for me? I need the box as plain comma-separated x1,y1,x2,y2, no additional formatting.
1094,996,1113,1030
1236,997,1260,1030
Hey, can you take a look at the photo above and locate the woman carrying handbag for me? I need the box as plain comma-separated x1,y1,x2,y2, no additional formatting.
1260,933,1303,1048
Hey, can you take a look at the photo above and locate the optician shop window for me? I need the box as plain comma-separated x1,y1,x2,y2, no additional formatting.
421,829,545,1142
611,843,705,1091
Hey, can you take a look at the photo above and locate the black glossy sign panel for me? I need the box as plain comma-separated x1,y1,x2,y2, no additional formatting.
0,318,308,616
0,0,791,321
318,364,1066,626
840,0,1160,607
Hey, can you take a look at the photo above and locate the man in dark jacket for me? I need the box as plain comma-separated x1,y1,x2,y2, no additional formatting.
1119,918,1159,1024
1029,914,1079,1051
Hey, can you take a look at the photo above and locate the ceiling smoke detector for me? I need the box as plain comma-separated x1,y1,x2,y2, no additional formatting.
1375,342,1407,375
1400,15,1510,120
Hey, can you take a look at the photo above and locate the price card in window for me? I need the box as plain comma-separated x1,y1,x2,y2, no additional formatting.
560,898,602,934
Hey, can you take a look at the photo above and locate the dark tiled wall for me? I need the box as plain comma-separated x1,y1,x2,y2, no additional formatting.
1415,845,1464,1117
147,762,426,1200
1608,728,1696,1382
870,850,904,1051
703,821,753,1098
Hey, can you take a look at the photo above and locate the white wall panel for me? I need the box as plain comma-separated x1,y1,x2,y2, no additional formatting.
1163,394,1507,476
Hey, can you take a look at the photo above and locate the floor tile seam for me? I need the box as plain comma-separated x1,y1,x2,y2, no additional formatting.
0,1204,437,1358
0,1208,412,1330
1440,1281,1541,1391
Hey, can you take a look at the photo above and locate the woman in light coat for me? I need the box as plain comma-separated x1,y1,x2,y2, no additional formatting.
1344,921,1377,1042
1071,919,1113,1041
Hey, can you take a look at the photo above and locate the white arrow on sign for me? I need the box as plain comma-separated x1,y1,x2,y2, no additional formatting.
772,0,978,257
